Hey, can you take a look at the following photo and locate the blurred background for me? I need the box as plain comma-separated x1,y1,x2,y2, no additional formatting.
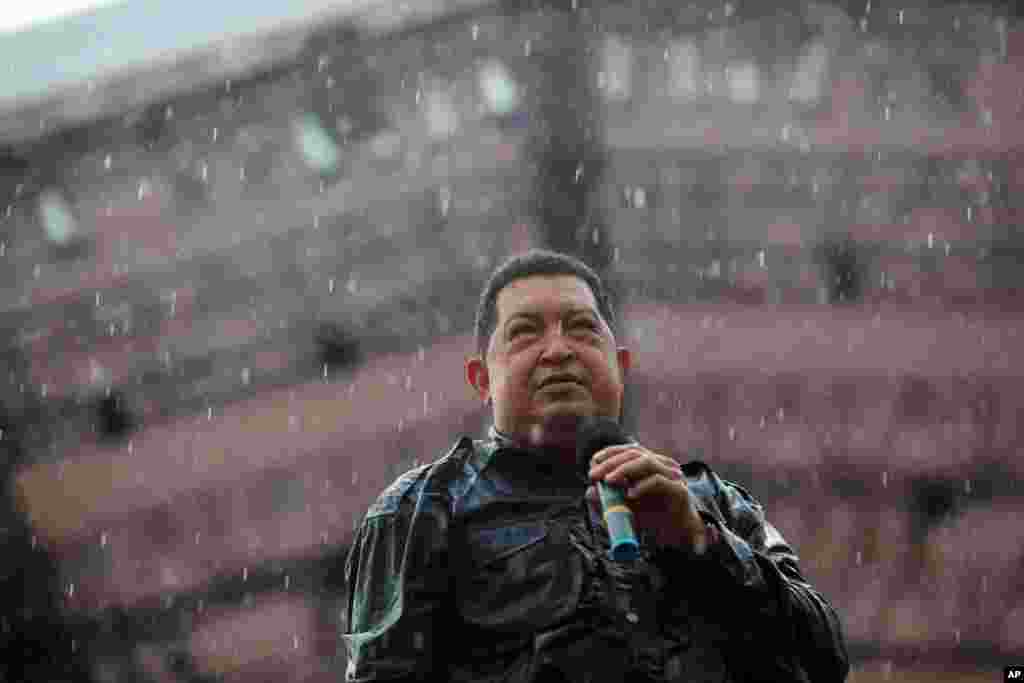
1,0,1022,681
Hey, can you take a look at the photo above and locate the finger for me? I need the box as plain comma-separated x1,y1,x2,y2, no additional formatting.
626,473,683,500
607,455,678,484
590,444,633,466
589,447,640,479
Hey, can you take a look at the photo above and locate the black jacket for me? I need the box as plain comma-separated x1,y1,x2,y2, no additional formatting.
342,426,849,682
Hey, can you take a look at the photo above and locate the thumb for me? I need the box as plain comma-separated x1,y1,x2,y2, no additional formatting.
585,484,602,517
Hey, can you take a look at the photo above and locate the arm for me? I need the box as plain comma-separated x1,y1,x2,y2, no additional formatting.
655,463,850,683
342,471,451,682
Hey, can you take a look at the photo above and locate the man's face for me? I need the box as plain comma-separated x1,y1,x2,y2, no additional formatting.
466,275,631,449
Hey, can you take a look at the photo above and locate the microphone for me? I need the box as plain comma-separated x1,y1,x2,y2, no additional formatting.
576,416,640,562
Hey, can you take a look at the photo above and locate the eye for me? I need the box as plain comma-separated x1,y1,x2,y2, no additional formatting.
573,319,599,332
508,324,534,339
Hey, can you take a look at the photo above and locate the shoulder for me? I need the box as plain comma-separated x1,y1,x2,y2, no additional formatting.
363,436,475,519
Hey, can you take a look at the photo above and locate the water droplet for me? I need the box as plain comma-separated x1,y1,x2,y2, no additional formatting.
67,583,75,598
241,368,251,385
927,232,934,249
882,471,889,487
212,127,219,142
329,277,336,294
728,426,736,441
898,9,904,24
104,154,112,170
207,406,213,421
757,250,766,268
242,567,248,581
439,186,451,215
284,574,290,589
194,531,201,545
523,40,532,57
471,24,479,40
293,635,300,650
856,551,862,565
100,532,108,547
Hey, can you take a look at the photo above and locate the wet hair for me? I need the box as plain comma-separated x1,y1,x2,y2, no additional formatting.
474,249,619,362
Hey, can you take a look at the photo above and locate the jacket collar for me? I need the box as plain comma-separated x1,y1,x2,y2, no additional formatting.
478,423,588,485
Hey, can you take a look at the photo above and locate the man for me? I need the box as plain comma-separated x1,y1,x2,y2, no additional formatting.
342,249,849,682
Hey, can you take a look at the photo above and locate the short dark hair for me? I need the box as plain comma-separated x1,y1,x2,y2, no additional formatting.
474,249,619,362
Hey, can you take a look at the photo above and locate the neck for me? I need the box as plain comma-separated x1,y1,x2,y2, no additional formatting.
495,416,584,465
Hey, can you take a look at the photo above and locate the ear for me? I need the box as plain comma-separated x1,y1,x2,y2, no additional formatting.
465,356,491,404
616,347,632,375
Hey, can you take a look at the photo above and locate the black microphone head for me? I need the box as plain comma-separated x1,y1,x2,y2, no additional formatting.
576,416,631,474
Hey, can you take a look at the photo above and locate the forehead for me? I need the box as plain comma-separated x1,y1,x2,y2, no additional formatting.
495,275,599,320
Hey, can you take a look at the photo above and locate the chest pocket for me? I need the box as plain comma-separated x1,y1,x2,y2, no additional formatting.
456,518,583,633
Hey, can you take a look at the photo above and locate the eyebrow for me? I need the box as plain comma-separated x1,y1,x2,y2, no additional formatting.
504,307,598,327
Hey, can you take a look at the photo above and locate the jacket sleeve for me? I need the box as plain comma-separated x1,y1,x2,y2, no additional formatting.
654,462,850,683
341,468,452,682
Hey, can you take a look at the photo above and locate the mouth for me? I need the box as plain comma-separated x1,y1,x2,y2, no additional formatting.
538,376,585,391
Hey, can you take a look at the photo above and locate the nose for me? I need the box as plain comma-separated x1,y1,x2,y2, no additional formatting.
538,326,576,363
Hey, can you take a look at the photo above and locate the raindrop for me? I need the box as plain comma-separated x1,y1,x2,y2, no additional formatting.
964,479,971,494
194,531,201,545
757,250,766,268
207,406,213,421
759,416,766,428
212,127,219,142
293,635,300,650
927,232,934,249
241,368,251,385
439,186,451,215
855,551,862,565
200,163,208,183
898,9,904,24
67,583,75,598
0,243,5,257
33,264,40,279
284,574,291,589
313,215,320,229
592,227,600,245
471,24,479,40
728,426,736,441
882,471,888,487
104,154,112,170
242,567,248,581
524,40,532,57
329,277,336,294
100,532,108,547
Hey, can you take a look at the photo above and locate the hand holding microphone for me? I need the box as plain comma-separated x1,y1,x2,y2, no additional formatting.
578,416,709,559
576,416,640,562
